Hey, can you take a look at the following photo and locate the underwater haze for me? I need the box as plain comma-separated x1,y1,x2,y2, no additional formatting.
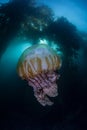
0,0,87,130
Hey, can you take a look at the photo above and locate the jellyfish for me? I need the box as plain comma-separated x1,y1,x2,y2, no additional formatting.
17,44,62,106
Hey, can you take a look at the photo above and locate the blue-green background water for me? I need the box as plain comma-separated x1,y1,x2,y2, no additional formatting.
0,0,87,129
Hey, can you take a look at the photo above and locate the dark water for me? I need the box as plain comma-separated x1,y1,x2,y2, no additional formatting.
0,0,87,129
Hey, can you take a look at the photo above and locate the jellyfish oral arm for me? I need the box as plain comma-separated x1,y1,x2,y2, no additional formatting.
28,71,59,106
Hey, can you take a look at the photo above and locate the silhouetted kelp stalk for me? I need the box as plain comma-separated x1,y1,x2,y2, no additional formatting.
0,0,37,58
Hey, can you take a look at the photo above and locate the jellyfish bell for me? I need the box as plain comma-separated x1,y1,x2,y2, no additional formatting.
17,44,62,106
